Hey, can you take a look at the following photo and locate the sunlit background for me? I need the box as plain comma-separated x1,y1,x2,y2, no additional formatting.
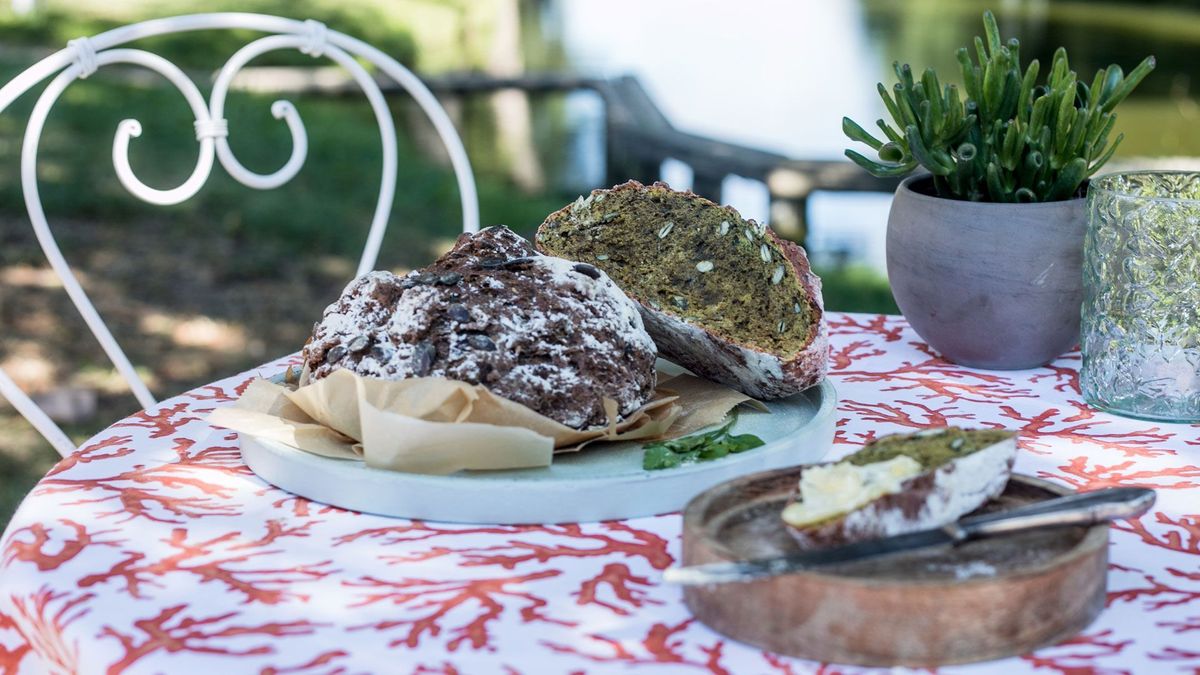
1,0,1197,524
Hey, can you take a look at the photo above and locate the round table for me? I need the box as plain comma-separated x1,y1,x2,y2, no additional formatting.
2,312,1197,674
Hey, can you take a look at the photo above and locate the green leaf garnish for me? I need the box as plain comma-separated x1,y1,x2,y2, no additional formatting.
724,434,766,452
641,413,765,471
643,445,682,470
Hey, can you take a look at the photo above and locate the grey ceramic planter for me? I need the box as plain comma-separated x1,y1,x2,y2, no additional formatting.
887,175,1086,370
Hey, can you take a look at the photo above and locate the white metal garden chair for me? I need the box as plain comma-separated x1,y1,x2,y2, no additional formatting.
0,13,480,457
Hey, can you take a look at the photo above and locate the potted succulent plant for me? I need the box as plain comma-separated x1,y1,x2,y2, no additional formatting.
844,10,1154,369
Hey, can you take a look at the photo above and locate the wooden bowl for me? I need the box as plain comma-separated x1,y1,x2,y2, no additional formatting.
680,470,1108,667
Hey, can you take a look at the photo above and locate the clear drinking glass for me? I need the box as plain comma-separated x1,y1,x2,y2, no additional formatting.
1082,171,1200,422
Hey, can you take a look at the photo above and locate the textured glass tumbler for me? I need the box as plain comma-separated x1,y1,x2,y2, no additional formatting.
1082,172,1200,422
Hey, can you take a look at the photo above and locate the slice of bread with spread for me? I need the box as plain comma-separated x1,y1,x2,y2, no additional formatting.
535,180,827,400
782,428,1017,549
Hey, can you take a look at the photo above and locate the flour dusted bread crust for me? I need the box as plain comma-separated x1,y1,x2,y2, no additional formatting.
302,225,658,430
783,428,1018,549
535,181,827,400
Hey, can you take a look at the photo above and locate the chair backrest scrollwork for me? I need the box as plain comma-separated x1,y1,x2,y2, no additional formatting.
0,13,480,456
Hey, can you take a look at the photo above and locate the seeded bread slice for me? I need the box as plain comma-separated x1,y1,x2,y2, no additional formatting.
536,181,827,399
782,428,1018,550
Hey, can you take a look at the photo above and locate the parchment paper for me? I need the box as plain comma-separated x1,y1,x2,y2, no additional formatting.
209,368,762,475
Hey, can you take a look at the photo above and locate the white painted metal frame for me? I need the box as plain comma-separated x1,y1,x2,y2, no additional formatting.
0,13,480,457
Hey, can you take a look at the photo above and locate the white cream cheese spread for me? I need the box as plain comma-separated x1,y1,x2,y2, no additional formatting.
781,456,923,528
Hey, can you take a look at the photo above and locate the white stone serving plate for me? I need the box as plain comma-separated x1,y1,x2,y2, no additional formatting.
240,370,837,524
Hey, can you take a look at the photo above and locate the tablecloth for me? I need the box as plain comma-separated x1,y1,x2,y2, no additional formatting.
2,312,1197,674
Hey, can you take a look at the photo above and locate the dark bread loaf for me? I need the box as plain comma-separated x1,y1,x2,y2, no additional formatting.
535,181,826,399
782,428,1018,549
302,225,658,430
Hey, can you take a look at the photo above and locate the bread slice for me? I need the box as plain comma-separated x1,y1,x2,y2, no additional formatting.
535,180,827,399
782,428,1017,549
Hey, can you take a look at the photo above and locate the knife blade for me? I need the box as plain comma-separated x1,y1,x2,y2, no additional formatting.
664,486,1155,586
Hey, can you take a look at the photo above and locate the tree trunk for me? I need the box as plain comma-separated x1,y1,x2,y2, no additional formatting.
487,0,545,194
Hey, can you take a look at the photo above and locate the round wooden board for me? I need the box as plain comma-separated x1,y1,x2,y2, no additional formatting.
681,471,1108,667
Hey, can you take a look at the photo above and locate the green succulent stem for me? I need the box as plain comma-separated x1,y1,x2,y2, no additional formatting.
844,9,1154,202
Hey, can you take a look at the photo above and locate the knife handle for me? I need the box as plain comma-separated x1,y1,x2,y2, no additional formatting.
960,487,1156,540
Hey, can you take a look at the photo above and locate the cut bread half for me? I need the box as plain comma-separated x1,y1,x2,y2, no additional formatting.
782,428,1018,549
535,180,826,400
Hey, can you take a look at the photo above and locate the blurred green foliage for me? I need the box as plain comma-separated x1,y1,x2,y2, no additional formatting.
0,0,904,300
0,1,418,68
815,265,899,315
0,81,564,274
0,1,587,271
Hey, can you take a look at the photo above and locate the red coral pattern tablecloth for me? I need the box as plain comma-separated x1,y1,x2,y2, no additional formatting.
2,312,1198,674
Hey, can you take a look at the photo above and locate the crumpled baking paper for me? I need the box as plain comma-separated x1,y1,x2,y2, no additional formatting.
208,368,765,475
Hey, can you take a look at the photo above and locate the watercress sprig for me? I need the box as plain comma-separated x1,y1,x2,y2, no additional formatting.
642,413,765,471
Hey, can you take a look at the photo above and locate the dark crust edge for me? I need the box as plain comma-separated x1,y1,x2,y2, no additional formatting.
535,180,828,399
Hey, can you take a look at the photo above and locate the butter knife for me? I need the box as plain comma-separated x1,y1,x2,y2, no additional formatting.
664,486,1155,586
